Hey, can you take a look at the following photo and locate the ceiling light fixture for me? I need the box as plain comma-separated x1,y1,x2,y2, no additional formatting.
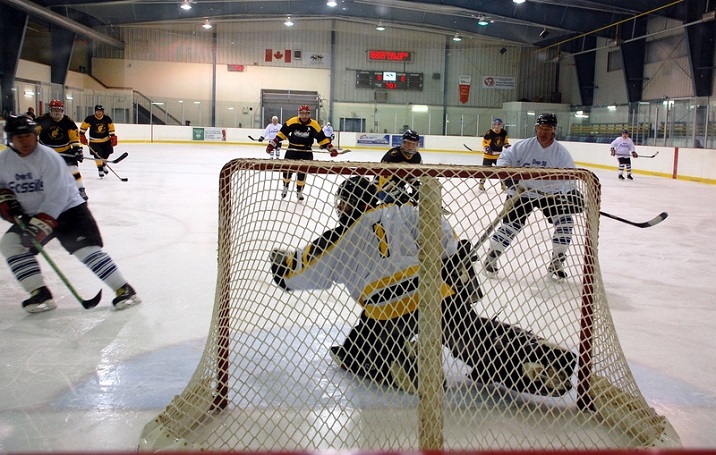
513,0,526,3
540,28,549,38
452,33,462,42
180,1,192,11
284,16,294,26
327,0,337,6
477,15,489,26
202,19,212,29
376,21,385,31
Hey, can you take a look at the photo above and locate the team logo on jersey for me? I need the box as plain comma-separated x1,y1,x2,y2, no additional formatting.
49,127,65,140
292,130,310,139
96,125,107,133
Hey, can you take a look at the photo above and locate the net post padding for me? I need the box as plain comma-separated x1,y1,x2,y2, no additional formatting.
139,159,680,451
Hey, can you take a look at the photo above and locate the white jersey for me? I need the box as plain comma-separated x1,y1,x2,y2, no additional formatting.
497,136,576,197
0,143,84,219
610,136,635,157
322,125,334,138
263,122,281,142
283,203,457,320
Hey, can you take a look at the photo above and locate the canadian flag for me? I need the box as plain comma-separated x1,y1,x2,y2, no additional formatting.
265,49,292,63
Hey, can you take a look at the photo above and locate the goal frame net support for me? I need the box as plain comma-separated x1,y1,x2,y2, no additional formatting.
140,159,680,451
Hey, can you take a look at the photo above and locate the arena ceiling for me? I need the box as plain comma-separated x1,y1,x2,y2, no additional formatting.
4,0,713,53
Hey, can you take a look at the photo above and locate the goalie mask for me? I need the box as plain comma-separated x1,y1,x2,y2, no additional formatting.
335,176,379,222
49,99,64,121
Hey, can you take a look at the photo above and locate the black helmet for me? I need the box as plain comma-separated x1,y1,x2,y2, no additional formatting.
336,176,379,219
535,113,558,127
402,129,420,142
94,104,105,111
4,115,38,137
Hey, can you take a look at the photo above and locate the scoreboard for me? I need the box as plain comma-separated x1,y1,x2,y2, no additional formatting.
355,71,423,91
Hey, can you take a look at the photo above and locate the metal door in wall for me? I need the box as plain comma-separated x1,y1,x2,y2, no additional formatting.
260,90,319,126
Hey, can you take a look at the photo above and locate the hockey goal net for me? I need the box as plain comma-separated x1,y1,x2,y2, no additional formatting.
140,159,679,451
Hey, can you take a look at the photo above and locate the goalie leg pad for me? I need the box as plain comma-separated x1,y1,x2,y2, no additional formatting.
468,322,576,396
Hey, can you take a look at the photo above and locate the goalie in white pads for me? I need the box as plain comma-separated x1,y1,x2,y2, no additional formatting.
270,176,576,396
483,113,583,281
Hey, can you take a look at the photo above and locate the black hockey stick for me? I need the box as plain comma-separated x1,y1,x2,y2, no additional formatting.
638,151,659,158
287,147,352,155
60,151,129,164
248,135,262,142
88,149,128,182
14,216,102,309
600,211,668,228
463,144,474,151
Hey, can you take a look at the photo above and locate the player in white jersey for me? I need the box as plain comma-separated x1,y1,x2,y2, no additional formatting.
610,129,638,180
270,176,576,396
0,115,140,313
258,116,282,159
483,113,583,281
322,122,334,141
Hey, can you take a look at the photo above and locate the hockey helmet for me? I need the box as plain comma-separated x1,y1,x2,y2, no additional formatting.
49,99,64,120
271,115,279,122
492,118,503,128
335,176,379,220
298,105,311,115
94,104,105,111
4,115,38,137
535,113,558,127
401,129,420,156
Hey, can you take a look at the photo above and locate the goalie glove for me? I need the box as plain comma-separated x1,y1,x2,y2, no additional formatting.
80,134,88,145
266,139,278,155
20,213,58,248
72,146,84,163
0,189,23,224
270,248,295,290
110,135,118,147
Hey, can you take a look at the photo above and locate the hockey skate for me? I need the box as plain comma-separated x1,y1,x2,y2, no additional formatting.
98,169,105,178
296,189,305,201
483,250,501,277
280,186,288,198
112,283,141,310
618,174,625,180
548,253,567,281
23,286,57,313
478,180,486,191
627,174,634,180
330,345,389,387
79,188,89,201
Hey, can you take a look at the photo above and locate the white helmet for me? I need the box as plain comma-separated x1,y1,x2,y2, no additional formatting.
271,116,279,122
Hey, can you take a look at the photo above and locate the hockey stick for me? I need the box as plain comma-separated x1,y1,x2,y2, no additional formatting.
637,151,659,158
14,216,102,309
600,211,668,228
88,149,128,182
463,144,474,151
287,148,352,155
475,186,526,248
248,135,262,142
61,151,129,164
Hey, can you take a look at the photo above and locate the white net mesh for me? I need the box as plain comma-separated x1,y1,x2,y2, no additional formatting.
139,159,679,451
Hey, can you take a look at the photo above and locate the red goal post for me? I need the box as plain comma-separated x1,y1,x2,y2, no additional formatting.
140,159,679,451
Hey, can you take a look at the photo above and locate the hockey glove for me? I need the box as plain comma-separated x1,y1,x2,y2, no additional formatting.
270,248,295,290
548,190,585,215
631,151,638,158
80,134,88,145
0,189,23,224
484,146,492,155
110,135,118,147
21,213,58,248
266,139,278,155
326,143,339,157
610,148,616,156
258,136,264,142
73,146,84,163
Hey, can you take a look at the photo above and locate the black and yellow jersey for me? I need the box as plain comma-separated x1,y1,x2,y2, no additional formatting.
276,116,330,151
80,114,116,143
35,114,81,153
482,128,509,159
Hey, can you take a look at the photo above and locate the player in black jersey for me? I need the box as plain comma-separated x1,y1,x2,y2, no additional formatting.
266,105,338,201
35,100,87,200
376,129,422,203
479,118,510,191
80,105,117,178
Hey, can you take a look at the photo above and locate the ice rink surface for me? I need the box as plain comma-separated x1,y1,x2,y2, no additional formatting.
0,142,715,452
